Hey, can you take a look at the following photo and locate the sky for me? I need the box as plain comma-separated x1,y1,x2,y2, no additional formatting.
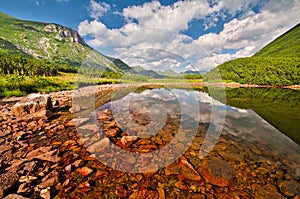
1,0,300,72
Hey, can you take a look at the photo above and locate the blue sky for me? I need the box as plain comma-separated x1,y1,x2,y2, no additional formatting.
0,0,299,72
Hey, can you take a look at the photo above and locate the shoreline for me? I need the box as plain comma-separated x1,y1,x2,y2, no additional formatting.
0,81,299,103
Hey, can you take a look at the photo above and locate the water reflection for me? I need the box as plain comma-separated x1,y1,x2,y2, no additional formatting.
73,87,300,197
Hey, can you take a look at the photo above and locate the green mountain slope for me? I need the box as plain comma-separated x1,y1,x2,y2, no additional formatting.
132,66,166,78
0,12,130,73
157,69,180,77
255,24,300,57
205,23,300,86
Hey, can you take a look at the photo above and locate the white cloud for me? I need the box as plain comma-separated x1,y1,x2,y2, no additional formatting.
78,0,300,72
89,0,110,19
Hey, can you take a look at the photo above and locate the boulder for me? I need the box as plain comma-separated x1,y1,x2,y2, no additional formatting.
11,93,53,117
198,158,236,187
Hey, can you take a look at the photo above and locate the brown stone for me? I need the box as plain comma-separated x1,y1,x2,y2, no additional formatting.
87,138,110,153
3,194,30,199
11,93,52,117
277,180,300,197
0,171,19,193
165,162,180,176
198,158,236,187
253,184,285,199
77,167,93,176
129,189,158,199
174,181,188,190
38,171,59,189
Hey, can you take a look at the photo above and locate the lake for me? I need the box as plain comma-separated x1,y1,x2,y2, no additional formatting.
71,86,300,198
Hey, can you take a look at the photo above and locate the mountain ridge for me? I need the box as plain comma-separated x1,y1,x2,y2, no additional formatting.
0,11,131,73
204,23,300,86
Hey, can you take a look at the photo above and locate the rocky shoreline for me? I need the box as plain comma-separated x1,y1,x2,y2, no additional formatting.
0,83,299,198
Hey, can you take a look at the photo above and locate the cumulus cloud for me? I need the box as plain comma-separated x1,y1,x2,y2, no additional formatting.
89,0,110,19
78,0,300,72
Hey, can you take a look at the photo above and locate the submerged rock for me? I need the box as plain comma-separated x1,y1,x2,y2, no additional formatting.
198,158,236,187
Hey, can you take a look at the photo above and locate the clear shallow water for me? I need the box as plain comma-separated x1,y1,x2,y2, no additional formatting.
70,87,300,197
85,88,300,172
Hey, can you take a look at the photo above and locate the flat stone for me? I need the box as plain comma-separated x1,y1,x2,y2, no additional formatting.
26,147,51,159
4,194,30,199
129,189,158,199
277,180,300,197
11,93,52,117
87,138,110,153
253,184,285,199
174,181,188,190
38,171,59,189
0,171,19,192
77,167,93,176
198,158,236,187
35,149,61,163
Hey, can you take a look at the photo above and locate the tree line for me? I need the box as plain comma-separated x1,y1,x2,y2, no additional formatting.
205,57,300,86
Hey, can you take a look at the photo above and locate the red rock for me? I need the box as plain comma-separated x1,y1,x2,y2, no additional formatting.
277,180,300,197
87,138,110,153
198,158,236,187
174,181,188,190
105,128,117,137
38,171,59,189
77,167,93,176
129,189,158,199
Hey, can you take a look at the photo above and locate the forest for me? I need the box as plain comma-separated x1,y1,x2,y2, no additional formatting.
205,57,300,86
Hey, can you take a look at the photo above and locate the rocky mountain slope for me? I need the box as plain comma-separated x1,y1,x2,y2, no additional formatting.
0,12,130,73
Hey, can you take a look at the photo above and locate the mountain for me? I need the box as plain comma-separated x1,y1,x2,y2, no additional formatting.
157,69,180,77
204,23,300,86
0,12,130,73
254,24,300,58
132,66,166,78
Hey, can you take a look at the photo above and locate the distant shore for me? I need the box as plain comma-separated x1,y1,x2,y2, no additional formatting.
1,81,299,103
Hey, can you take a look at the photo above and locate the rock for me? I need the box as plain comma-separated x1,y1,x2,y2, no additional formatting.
178,159,202,182
69,105,81,113
17,183,29,193
198,158,236,187
77,167,93,176
66,118,89,127
65,165,72,172
40,188,51,199
38,171,59,189
27,148,61,163
19,176,37,183
3,194,30,199
87,138,110,153
0,171,19,193
78,124,100,133
129,189,158,199
165,163,180,176
11,93,53,117
253,184,285,199
26,147,51,159
174,181,188,190
277,180,300,197
73,159,84,168
157,188,165,199
120,136,138,147
105,129,118,138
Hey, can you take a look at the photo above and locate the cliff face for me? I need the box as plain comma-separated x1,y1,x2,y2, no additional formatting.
44,24,87,46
